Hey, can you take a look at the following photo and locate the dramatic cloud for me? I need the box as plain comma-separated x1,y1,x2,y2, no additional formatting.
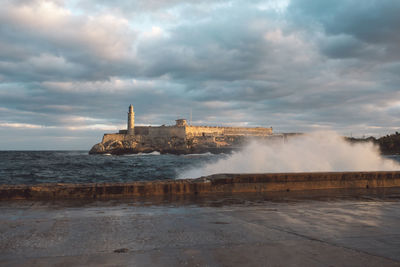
0,0,399,149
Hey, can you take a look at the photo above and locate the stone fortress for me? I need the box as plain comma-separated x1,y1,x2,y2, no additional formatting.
89,105,274,154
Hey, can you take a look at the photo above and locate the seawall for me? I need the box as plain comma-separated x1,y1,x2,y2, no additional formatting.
1,171,400,200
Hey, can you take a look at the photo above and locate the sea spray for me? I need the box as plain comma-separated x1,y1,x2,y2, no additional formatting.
179,131,400,179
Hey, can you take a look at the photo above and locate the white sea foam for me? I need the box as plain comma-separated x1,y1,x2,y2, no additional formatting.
123,151,161,156
178,131,400,179
182,152,213,157
146,151,161,155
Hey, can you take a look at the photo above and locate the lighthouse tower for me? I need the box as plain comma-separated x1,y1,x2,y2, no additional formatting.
127,105,135,135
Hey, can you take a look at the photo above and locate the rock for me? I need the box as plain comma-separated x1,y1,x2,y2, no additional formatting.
89,143,105,154
107,140,123,150
89,133,259,155
113,248,129,253
122,140,137,149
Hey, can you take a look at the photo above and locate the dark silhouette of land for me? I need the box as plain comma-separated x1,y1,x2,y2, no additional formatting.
346,132,400,155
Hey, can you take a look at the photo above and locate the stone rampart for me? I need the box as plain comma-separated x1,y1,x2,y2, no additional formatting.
92,104,275,154
1,171,400,200
102,126,186,144
148,126,186,139
185,126,224,137
223,127,273,136
185,126,272,137
134,126,150,135
93,124,275,155
101,125,272,144
102,133,126,143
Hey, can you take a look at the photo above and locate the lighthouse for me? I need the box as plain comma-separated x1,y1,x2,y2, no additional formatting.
127,105,135,135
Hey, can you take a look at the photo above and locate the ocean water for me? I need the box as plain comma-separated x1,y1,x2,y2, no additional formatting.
1,151,400,185
0,151,226,185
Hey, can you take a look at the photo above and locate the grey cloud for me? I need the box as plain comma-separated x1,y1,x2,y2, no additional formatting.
1,0,400,149
74,0,228,17
288,0,400,61
137,7,313,85
289,0,400,40
0,1,139,82
318,34,369,59
0,78,195,128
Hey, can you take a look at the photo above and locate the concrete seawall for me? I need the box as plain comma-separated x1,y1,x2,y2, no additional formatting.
1,171,400,200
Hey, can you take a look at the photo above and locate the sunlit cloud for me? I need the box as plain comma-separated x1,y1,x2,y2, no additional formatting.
0,123,47,129
1,0,400,149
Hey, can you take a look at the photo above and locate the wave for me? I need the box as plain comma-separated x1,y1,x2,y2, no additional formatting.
178,131,400,179
182,152,214,157
123,151,161,156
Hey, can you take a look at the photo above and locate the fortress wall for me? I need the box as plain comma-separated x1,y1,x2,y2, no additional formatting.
134,126,150,136
148,126,186,139
185,126,272,137
101,126,186,144
223,127,272,136
100,125,272,145
102,134,126,143
185,126,224,137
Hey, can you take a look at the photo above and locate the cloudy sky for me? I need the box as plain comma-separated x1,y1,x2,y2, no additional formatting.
1,0,399,149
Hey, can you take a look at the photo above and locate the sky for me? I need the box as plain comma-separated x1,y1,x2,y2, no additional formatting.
0,0,400,150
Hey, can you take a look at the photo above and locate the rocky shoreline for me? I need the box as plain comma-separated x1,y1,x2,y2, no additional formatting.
346,132,400,155
89,142,238,155
90,132,400,156
88,134,258,155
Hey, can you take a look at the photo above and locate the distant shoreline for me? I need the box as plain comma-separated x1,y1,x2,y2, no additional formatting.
346,132,400,155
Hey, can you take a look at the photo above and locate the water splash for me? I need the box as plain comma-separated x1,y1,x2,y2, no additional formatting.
179,131,400,179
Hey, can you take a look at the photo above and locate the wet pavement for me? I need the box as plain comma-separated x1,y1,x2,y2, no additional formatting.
1,189,400,266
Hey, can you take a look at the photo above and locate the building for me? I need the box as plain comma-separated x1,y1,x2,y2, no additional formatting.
101,105,273,144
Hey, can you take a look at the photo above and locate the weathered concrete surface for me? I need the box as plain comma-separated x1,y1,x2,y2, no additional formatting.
1,171,400,200
0,191,400,266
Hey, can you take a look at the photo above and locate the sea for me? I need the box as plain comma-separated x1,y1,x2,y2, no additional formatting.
0,151,227,185
1,151,400,185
